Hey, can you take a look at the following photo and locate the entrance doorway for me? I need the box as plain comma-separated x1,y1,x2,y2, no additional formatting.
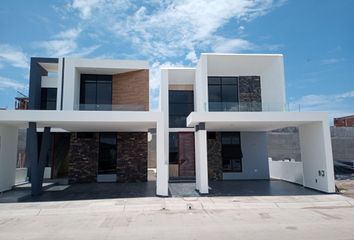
97,132,117,182
169,132,195,180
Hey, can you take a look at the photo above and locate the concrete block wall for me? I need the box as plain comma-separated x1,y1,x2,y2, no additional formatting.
267,126,354,162
267,127,301,161
331,127,354,161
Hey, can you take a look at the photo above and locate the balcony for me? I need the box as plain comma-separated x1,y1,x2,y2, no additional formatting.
77,104,145,111
208,102,301,112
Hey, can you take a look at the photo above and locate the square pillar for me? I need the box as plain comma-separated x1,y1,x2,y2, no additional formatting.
299,121,335,193
195,123,208,194
0,126,18,192
156,117,169,196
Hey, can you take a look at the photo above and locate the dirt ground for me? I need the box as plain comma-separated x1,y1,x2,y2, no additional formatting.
336,179,354,198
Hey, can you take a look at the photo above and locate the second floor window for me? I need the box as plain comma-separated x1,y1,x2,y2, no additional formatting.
208,76,261,112
169,90,194,128
80,74,112,110
40,88,57,110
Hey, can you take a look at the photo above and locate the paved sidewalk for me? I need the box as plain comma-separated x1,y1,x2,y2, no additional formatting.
0,194,353,240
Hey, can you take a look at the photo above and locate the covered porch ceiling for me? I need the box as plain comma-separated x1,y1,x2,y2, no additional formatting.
187,112,328,132
0,110,162,132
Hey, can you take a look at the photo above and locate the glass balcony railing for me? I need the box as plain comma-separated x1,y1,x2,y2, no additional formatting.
77,104,145,111
208,102,302,112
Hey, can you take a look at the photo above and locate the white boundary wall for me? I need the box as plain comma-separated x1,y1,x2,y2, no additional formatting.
0,126,18,192
269,159,303,185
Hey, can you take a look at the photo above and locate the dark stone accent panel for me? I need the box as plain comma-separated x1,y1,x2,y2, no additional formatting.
116,132,147,182
68,133,99,183
239,76,262,111
207,132,223,180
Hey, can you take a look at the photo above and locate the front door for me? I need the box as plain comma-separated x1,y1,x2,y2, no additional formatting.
97,132,117,182
178,132,195,177
169,132,195,179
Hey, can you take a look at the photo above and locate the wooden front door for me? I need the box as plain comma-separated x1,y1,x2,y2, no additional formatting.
178,132,195,177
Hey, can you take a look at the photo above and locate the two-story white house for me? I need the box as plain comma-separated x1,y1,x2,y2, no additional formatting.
161,53,335,194
0,53,335,198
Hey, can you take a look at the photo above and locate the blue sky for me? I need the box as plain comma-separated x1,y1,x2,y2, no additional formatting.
0,0,353,123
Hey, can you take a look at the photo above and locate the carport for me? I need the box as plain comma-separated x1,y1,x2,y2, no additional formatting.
0,110,169,196
187,111,335,194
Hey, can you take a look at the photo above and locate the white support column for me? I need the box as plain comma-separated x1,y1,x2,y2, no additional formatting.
195,125,208,194
156,115,169,196
0,126,18,192
299,120,335,193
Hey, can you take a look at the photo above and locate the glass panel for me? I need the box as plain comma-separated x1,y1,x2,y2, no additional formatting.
208,85,221,102
169,91,194,103
46,101,57,110
40,88,57,110
169,133,179,164
222,132,242,172
169,116,187,128
83,82,96,104
221,84,238,102
80,74,112,110
169,103,193,115
222,77,237,85
46,88,57,101
97,82,112,105
208,77,221,85
168,90,194,128
98,132,117,174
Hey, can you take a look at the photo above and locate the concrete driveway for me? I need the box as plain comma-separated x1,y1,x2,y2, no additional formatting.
0,194,353,240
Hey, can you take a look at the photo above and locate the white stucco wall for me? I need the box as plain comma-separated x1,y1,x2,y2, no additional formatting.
223,132,270,180
0,126,18,192
268,160,303,185
194,55,208,112
299,121,336,193
15,168,28,184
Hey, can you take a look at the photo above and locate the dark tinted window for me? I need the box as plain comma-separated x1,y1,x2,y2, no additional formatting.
221,84,238,102
80,74,112,110
208,77,238,111
221,132,242,172
208,85,221,102
98,132,117,174
169,90,194,128
40,88,57,110
169,132,179,164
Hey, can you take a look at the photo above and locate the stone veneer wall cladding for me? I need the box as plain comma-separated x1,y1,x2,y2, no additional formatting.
112,70,149,111
116,132,148,182
239,76,262,111
68,133,99,183
207,133,223,180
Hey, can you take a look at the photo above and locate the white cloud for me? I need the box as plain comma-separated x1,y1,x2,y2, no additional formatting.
212,38,254,53
185,50,198,63
71,0,101,19
0,76,27,90
70,0,131,19
68,0,285,60
66,0,286,109
320,58,345,65
292,91,354,108
289,90,354,124
36,27,99,57
0,44,29,69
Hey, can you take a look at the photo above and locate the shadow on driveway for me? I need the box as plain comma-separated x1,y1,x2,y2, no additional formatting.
22,182,157,202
